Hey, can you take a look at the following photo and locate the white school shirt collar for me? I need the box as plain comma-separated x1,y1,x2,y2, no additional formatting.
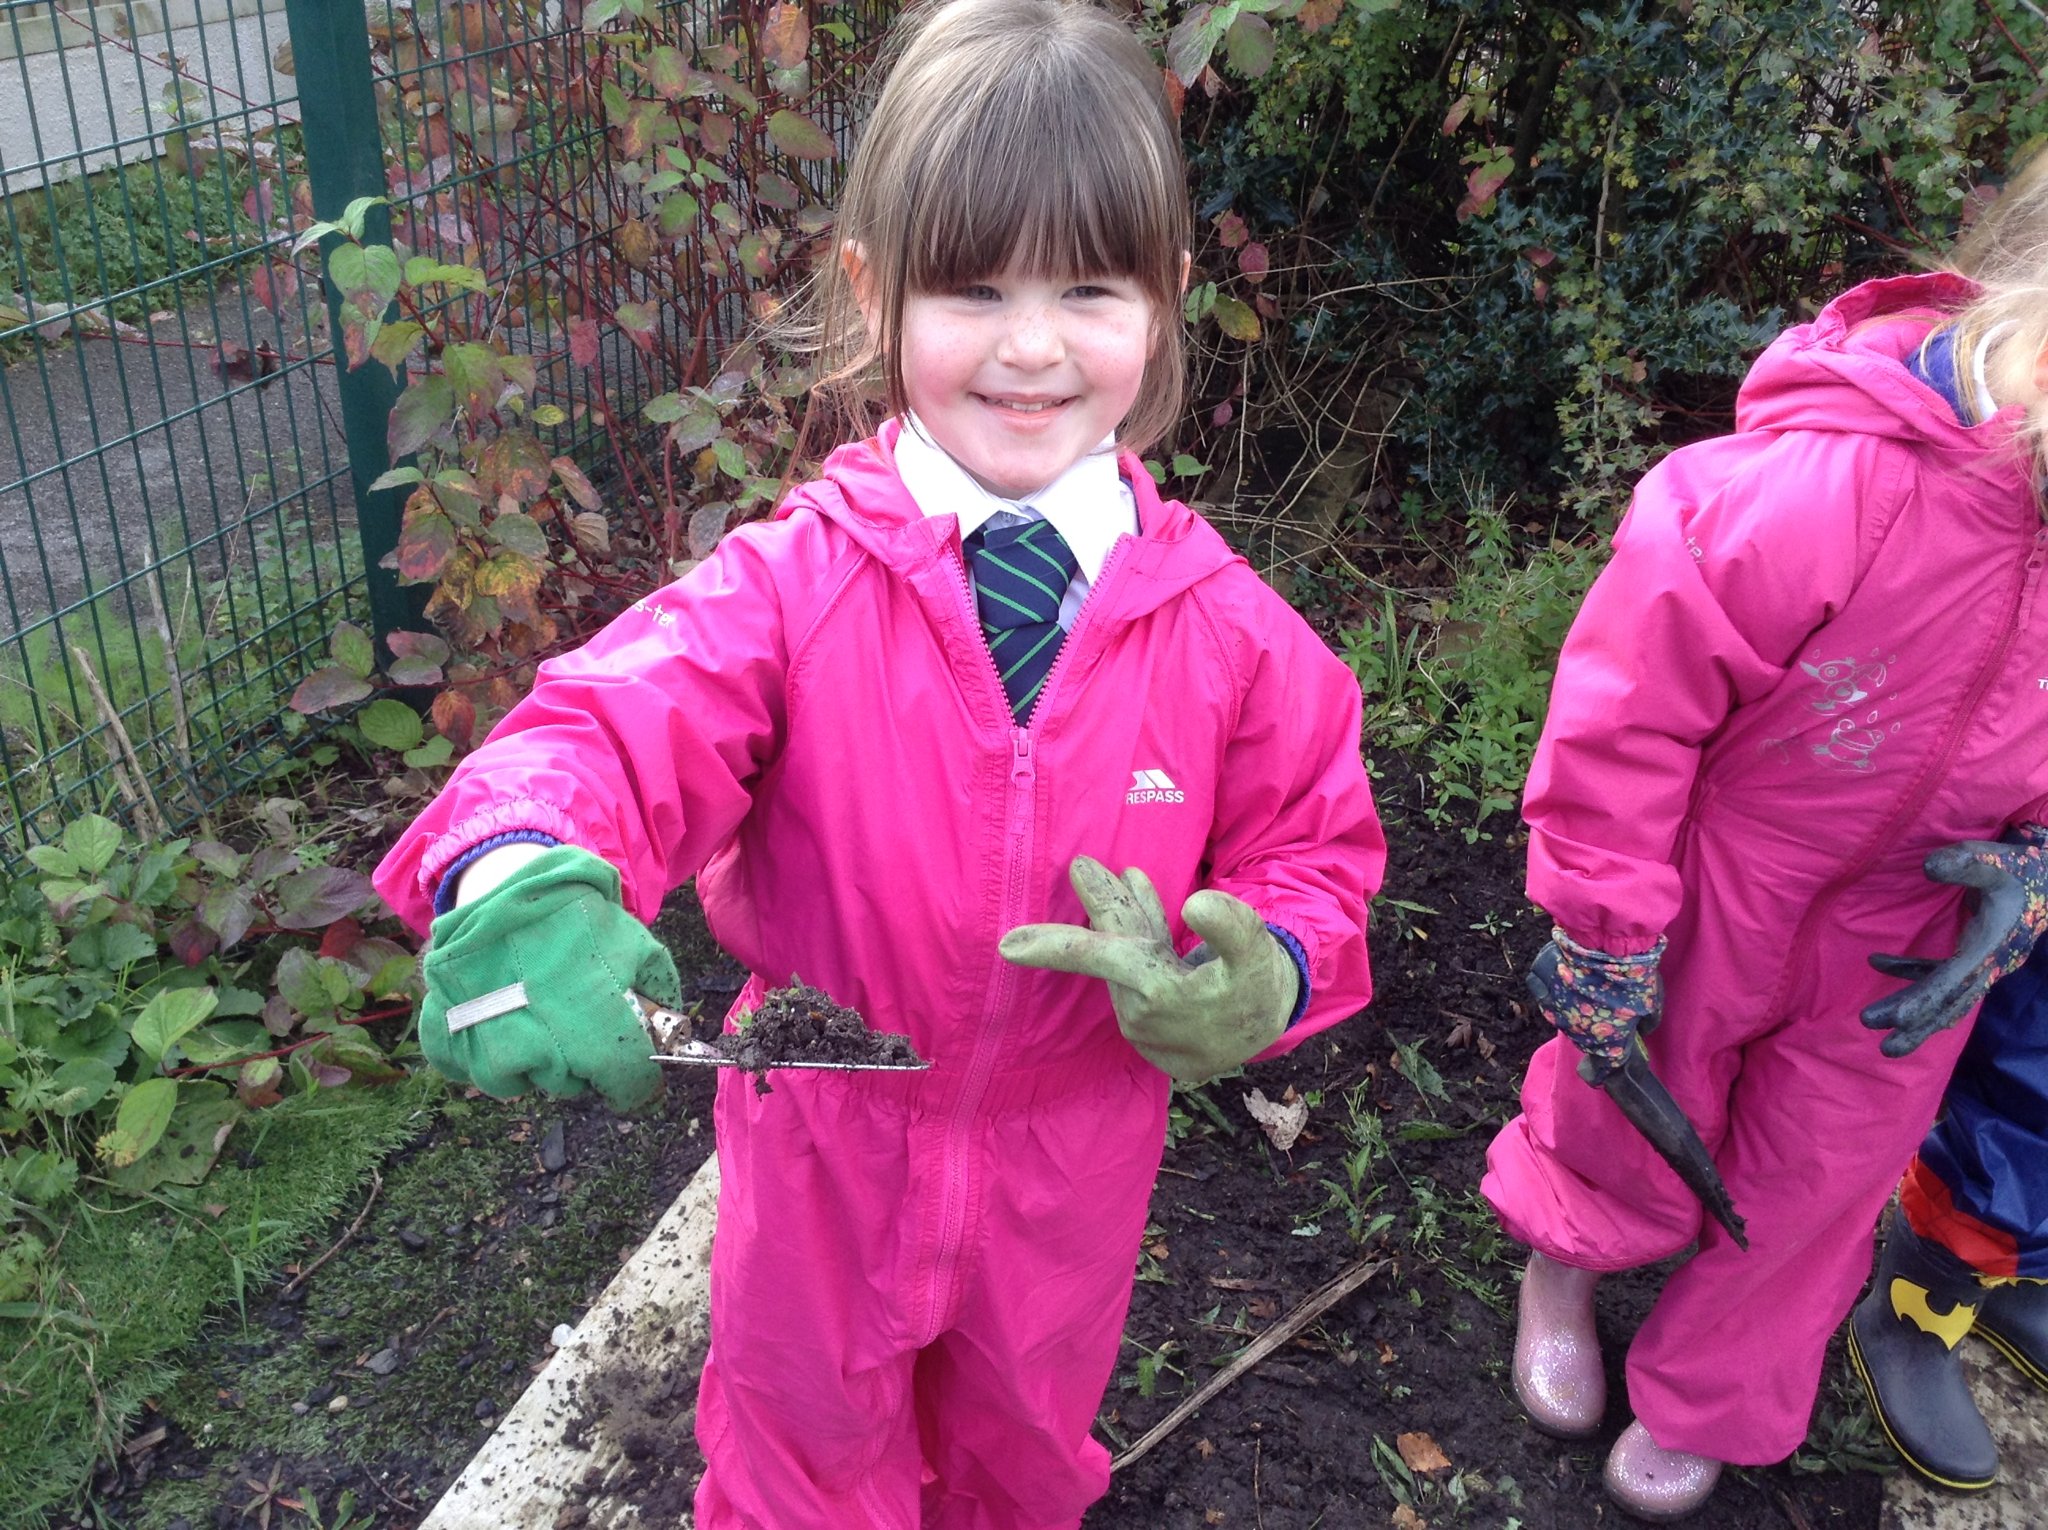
892,415,1135,584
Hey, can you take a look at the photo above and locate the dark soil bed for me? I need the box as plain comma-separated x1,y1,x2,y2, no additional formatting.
1084,753,1887,1530
87,752,1888,1530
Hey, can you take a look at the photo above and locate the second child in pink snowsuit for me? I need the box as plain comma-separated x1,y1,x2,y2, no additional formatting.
374,4,1383,1527
1484,261,2048,1519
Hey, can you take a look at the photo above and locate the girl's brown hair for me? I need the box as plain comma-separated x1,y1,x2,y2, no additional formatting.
790,0,1191,456
1941,150,2048,449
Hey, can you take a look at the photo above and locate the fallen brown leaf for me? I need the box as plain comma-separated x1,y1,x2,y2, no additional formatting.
1378,1339,1397,1365
1396,1430,1452,1474
1391,1506,1428,1530
1244,1085,1309,1150
1195,1437,1216,1459
1204,1512,1225,1526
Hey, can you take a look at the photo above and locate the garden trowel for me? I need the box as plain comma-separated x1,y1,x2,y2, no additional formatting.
1591,1035,1749,1250
627,991,932,1073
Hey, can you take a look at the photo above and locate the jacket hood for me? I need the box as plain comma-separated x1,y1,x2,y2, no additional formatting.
778,419,1245,621
1736,273,2028,469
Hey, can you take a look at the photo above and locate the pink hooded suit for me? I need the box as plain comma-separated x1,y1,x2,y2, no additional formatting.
375,421,1384,1528
1483,273,2048,1464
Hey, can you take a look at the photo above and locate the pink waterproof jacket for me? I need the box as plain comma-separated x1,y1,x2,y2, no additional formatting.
375,420,1383,1079
1526,272,2048,964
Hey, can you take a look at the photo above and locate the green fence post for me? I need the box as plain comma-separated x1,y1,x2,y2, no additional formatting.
283,0,426,644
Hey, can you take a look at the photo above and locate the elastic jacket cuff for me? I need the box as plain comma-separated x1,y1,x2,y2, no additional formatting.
1553,925,1668,967
1267,922,1311,1029
431,830,563,916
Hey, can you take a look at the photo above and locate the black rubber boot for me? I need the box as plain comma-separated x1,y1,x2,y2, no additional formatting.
1846,1218,1997,1492
1978,1277,2048,1391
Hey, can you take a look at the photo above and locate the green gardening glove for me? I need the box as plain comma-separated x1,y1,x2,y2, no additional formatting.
999,855,1299,1083
419,845,679,1110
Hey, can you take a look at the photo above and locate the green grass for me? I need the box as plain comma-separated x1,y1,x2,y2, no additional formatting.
0,1075,438,1530
1341,490,1606,844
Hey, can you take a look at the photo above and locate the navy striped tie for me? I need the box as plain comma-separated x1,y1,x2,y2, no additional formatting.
965,519,1078,723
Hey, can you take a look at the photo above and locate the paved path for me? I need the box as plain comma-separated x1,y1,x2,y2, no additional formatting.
2,2,294,197
1,296,351,627
1882,1334,2048,1529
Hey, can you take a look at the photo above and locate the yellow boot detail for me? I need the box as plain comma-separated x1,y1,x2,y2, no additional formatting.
1892,1277,1977,1350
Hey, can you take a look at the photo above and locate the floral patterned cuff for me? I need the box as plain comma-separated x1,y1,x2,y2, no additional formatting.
2007,822,2048,852
1531,927,1667,1083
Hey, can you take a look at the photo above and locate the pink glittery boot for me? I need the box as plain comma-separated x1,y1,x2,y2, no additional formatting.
1513,1250,1606,1438
1603,1419,1722,1522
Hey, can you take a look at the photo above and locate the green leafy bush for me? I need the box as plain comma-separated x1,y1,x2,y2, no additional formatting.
1345,491,1604,833
0,811,413,1284
1165,0,2044,516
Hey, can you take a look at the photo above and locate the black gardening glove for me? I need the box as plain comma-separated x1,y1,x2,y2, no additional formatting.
1861,824,2048,1058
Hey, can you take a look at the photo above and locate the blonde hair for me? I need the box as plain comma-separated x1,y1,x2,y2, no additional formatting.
790,0,1190,456
1941,149,2048,450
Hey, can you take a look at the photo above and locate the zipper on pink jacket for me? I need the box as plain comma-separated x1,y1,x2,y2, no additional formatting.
1773,523,2048,1013
918,534,1132,1344
920,728,1035,1346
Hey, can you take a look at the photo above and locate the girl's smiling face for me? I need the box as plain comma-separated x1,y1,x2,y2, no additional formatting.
886,264,1158,499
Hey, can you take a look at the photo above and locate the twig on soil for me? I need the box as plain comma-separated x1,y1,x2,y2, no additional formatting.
1111,1255,1385,1473
1253,1435,1264,1529
70,644,167,841
282,1168,383,1297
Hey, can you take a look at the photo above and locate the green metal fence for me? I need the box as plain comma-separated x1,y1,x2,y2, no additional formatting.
0,0,874,854
1,0,351,849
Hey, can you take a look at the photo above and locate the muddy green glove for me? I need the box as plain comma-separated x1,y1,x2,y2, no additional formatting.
419,845,678,1110
999,855,1298,1083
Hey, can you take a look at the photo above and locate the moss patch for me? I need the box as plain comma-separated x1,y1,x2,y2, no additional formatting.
0,1076,438,1530
114,1082,710,1526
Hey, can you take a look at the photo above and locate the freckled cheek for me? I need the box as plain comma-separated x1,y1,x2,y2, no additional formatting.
1077,335,1151,399
903,347,978,412
1074,319,1152,375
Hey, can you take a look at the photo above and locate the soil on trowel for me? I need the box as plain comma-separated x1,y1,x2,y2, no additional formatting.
712,980,927,1090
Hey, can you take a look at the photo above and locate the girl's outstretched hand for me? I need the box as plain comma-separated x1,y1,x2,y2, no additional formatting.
420,845,679,1109
999,855,1297,1082
1861,824,2048,1057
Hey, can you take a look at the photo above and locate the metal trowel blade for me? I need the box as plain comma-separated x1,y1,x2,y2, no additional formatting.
629,991,932,1073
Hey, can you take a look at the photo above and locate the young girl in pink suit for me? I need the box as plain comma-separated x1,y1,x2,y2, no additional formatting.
1485,164,2048,1520
373,3,1385,1525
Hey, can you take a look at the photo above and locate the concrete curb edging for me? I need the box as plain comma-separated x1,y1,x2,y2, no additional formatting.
420,1156,719,1530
